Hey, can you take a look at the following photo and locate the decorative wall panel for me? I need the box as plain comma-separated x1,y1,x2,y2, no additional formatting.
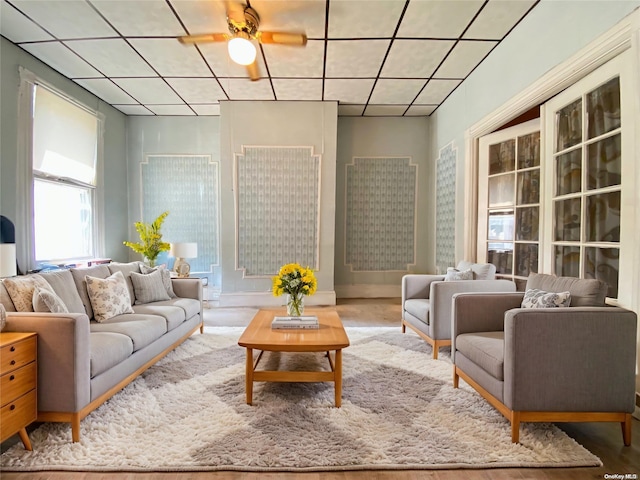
142,155,219,272
236,146,320,277
345,157,416,271
435,143,457,273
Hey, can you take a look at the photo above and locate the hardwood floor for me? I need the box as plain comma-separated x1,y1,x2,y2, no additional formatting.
2,298,639,480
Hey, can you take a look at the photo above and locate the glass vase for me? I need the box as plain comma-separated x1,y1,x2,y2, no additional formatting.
286,293,304,317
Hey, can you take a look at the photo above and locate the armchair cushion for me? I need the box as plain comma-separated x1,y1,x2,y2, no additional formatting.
403,299,430,325
521,288,571,308
455,331,504,380
525,273,607,306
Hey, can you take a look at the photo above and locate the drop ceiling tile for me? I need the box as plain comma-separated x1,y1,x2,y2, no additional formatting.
113,105,153,115
338,105,365,116
324,79,375,104
129,39,212,77
20,42,103,78
91,0,183,36
381,39,454,78
328,1,404,38
263,40,324,78
0,2,54,42
405,105,436,116
146,105,195,116
326,40,390,78
398,0,484,38
414,79,461,104
250,0,326,39
64,39,156,77
168,0,229,36
10,0,116,39
369,79,425,105
223,78,275,100
191,104,221,116
165,78,227,104
74,78,138,104
464,0,537,40
111,78,184,104
364,105,408,116
434,40,497,78
272,79,322,101
199,42,268,78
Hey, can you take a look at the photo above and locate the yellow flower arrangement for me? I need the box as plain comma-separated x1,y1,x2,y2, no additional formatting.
123,211,170,267
272,263,317,316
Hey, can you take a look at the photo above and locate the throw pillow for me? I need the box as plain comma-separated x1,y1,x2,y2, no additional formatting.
445,267,474,281
130,269,171,304
3,274,53,312
33,286,69,313
521,288,572,308
85,271,134,322
140,264,176,298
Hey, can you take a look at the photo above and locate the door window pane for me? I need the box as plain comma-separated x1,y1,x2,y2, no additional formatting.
556,99,582,152
585,247,619,298
515,207,539,241
586,191,620,242
587,77,621,139
489,139,515,175
587,134,621,190
515,243,538,277
554,198,581,242
517,170,539,205
517,131,540,169
555,245,581,278
488,243,513,275
489,174,515,207
488,210,514,241
556,148,582,195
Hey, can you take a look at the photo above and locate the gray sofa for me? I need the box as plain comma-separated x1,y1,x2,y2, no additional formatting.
0,262,203,442
452,272,637,445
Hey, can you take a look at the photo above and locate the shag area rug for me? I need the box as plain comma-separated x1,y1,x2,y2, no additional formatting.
1,327,601,472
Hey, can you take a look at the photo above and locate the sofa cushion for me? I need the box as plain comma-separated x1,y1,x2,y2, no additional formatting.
404,298,430,325
140,264,176,298
40,269,86,314
32,286,69,313
445,267,473,281
71,265,111,319
89,332,134,378
456,261,496,280
108,262,141,306
90,314,167,352
132,303,186,331
455,332,505,380
2,274,52,312
130,269,170,304
525,273,607,306
521,288,571,308
85,271,135,322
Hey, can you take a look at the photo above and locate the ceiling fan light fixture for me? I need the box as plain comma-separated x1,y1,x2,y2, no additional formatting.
228,34,256,65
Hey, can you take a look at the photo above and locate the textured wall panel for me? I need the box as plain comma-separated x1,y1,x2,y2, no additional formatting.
142,155,219,272
435,143,457,273
236,146,320,277
345,157,416,271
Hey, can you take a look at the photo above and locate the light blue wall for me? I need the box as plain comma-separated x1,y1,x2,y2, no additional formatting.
0,37,128,263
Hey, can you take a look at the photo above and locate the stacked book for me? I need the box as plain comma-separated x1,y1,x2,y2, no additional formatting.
272,315,319,330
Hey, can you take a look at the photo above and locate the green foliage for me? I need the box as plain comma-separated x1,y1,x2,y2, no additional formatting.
123,211,170,267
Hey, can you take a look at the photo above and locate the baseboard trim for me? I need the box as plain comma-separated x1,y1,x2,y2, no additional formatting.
218,291,336,307
335,284,401,298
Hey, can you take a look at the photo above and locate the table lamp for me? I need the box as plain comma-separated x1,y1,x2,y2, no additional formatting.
170,243,197,278
0,243,17,278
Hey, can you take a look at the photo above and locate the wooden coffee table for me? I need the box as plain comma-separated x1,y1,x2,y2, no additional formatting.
238,308,350,407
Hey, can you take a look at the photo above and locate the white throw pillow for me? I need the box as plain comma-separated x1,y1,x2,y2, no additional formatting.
445,267,474,281
130,269,171,304
85,271,134,322
2,274,53,312
521,288,571,308
32,286,69,313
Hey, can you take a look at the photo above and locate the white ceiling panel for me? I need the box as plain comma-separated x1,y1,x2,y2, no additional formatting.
190,104,221,116
328,1,404,38
168,0,229,36
364,105,408,116
64,39,156,77
199,41,267,78
251,0,326,39
414,79,461,104
0,2,53,43
74,78,138,105
111,78,185,104
91,0,183,37
147,105,195,116
113,104,154,115
324,79,375,104
405,105,437,116
10,0,116,39
369,79,425,105
398,0,484,38
263,40,324,78
434,40,497,78
326,40,389,78
381,39,454,78
165,78,226,104
272,79,322,101
338,105,366,116
20,42,103,78
223,78,275,100
129,39,212,77
464,0,537,40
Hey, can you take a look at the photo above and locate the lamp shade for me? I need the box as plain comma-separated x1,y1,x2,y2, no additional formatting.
170,242,197,259
0,243,17,278
228,36,256,65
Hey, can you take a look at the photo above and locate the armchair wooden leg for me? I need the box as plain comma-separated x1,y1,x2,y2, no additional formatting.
510,411,521,444
72,414,81,443
453,367,459,388
432,346,438,359
622,413,632,446
401,321,406,333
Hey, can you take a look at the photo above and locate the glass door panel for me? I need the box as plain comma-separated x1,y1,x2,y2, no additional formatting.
517,132,540,168
489,174,515,207
555,149,582,195
586,77,620,139
554,245,581,277
489,139,515,175
516,170,539,205
586,191,620,242
556,99,582,151
587,134,621,189
585,247,619,297
515,207,539,241
554,198,581,242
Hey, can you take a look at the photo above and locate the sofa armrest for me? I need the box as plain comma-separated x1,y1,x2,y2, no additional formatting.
402,274,445,302
171,278,203,301
5,312,91,413
503,306,637,412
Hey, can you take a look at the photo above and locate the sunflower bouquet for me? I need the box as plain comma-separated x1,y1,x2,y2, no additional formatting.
272,263,317,316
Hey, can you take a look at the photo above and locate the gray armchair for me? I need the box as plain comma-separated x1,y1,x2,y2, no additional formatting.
452,273,637,445
401,261,516,359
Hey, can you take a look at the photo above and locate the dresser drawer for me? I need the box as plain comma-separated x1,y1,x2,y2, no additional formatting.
0,336,37,374
0,390,37,443
1,362,36,408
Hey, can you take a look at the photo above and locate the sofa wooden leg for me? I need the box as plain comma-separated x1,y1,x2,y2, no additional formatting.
622,413,632,446
453,367,459,388
401,322,406,333
72,415,81,443
511,411,520,443
432,345,439,359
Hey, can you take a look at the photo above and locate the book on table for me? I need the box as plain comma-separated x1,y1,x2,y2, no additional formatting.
272,316,319,329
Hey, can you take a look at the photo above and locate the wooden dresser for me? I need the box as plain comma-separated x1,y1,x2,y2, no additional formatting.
0,332,37,450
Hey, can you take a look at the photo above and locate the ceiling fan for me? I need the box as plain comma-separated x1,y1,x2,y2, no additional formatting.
177,2,307,81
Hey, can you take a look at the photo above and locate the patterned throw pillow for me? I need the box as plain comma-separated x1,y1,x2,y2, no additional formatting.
85,271,134,322
140,264,176,298
33,286,69,313
130,269,171,304
445,267,474,282
521,288,571,308
2,274,53,312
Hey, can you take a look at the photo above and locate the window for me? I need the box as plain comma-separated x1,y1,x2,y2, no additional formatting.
32,85,100,263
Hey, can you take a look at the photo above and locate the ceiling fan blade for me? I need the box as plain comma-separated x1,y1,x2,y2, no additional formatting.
178,33,229,44
258,31,307,46
246,61,260,81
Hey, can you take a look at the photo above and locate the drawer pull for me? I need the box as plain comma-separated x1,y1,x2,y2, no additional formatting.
10,346,15,352
10,360,16,365
9,374,15,381
10,404,16,411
